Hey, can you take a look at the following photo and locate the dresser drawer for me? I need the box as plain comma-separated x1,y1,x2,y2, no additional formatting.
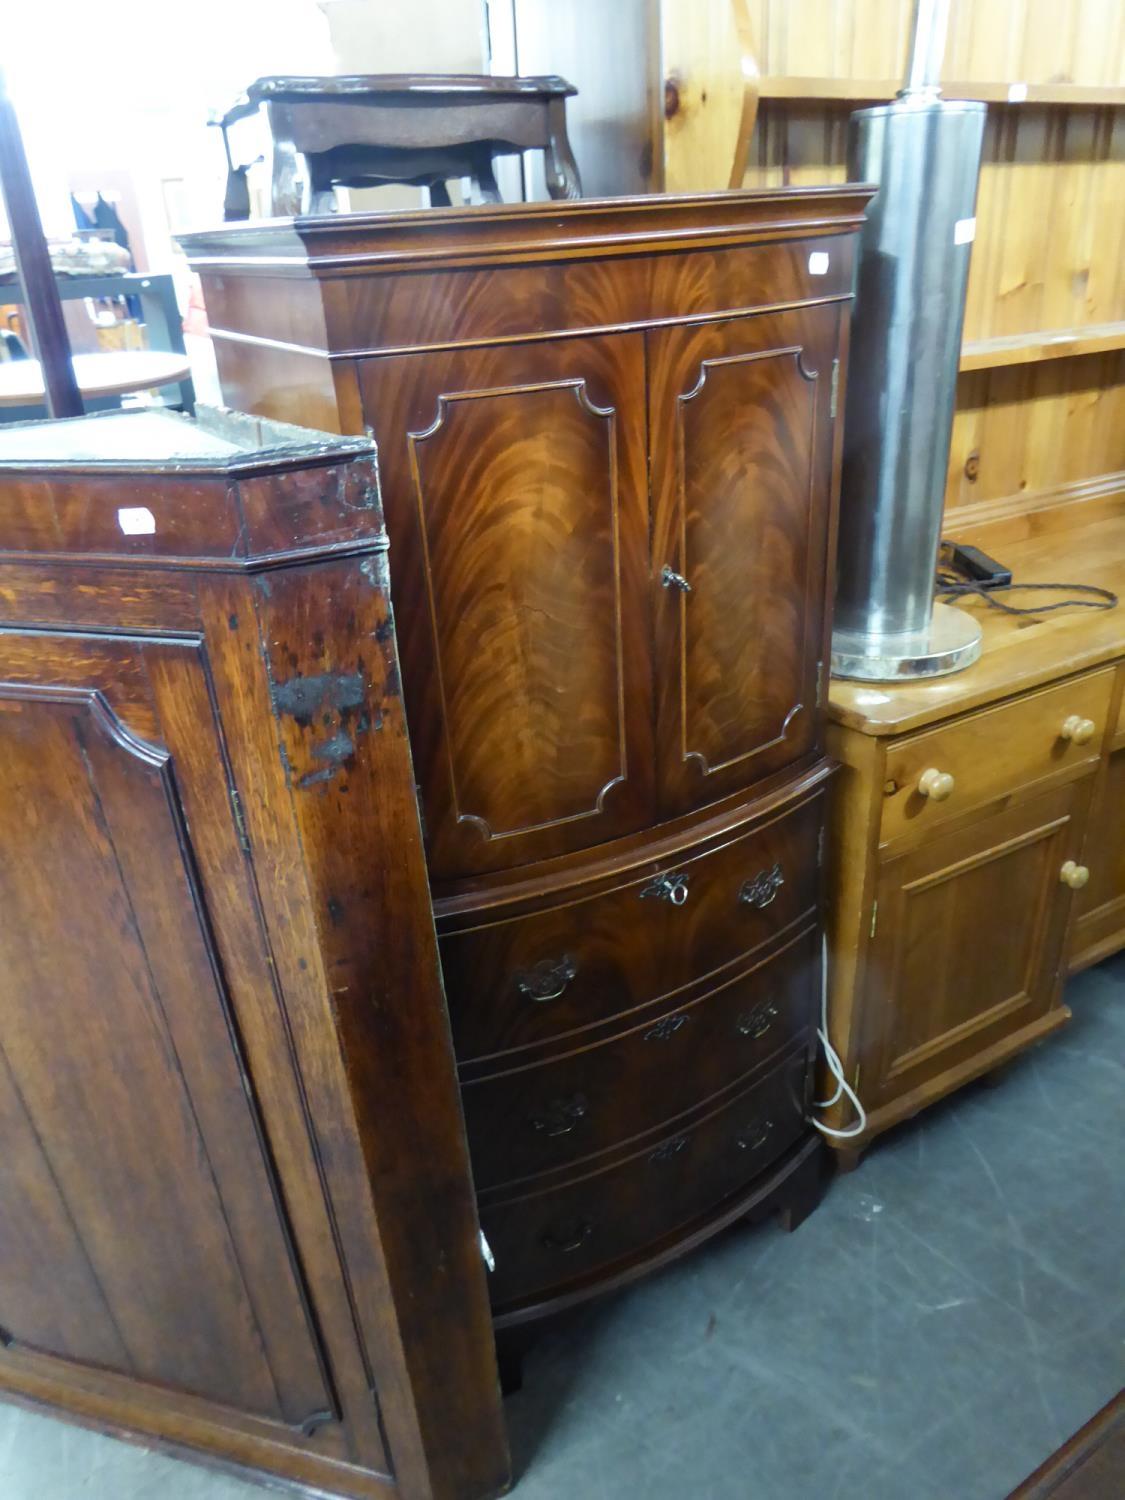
462,924,818,1189
880,668,1114,847
479,1048,809,1311
441,792,823,1066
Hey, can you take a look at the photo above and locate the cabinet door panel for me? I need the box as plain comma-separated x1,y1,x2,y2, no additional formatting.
865,783,1085,1103
359,336,654,879
1072,746,1125,967
0,634,333,1434
648,307,840,815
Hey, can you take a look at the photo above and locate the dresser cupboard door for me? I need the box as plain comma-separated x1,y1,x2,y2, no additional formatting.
648,306,840,816
358,336,655,880
863,783,1085,1107
0,632,337,1439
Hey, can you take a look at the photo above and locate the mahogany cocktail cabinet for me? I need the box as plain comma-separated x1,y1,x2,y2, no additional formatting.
0,186,871,1500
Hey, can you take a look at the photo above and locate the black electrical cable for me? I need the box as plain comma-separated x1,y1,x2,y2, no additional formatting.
935,571,1119,617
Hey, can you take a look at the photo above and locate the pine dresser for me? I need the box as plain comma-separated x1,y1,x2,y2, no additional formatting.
180,186,875,1357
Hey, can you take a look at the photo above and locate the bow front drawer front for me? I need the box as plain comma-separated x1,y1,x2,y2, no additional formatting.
478,1045,809,1313
880,668,1115,848
460,924,818,1190
439,789,824,1067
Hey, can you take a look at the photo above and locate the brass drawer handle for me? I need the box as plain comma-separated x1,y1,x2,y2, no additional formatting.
740,864,784,908
1059,861,1090,890
540,1220,594,1253
643,1012,690,1042
735,1116,774,1154
736,1000,779,1039
661,564,693,593
649,1134,689,1163
529,1092,589,1137
1060,715,1096,746
918,767,955,801
515,954,577,1003
640,871,690,905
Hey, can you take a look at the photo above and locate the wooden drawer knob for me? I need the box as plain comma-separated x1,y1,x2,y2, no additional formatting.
1059,861,1090,890
1060,715,1096,745
918,767,955,801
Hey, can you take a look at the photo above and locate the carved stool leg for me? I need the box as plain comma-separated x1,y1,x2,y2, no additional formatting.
424,179,453,208
777,1145,824,1233
543,97,582,200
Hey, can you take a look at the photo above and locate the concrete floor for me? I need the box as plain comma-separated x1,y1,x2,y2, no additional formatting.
2,957,1123,1500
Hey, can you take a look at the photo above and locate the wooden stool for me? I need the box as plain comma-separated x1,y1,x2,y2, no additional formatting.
216,74,582,217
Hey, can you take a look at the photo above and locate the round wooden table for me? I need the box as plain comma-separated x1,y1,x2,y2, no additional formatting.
0,350,191,408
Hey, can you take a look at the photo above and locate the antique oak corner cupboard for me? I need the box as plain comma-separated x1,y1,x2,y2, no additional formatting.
180,186,875,1361
0,408,508,1500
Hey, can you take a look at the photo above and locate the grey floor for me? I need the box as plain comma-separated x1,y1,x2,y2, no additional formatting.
2,960,1123,1500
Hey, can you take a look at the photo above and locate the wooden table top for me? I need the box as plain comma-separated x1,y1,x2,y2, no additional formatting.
830,504,1125,737
0,351,190,408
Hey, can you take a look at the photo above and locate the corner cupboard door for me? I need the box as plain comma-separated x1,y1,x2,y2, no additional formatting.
359,335,655,881
648,306,840,816
0,631,341,1446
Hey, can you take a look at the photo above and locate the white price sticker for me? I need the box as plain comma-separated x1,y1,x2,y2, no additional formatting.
954,217,977,246
117,507,156,535
808,251,830,275
1007,81,1028,102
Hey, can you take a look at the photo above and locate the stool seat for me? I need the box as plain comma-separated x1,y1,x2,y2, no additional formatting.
217,73,582,217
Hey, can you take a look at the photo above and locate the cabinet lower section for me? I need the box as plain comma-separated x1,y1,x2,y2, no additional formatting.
437,771,832,1320
481,1046,812,1320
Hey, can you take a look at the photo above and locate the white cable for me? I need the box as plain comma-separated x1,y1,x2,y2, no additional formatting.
810,933,868,1139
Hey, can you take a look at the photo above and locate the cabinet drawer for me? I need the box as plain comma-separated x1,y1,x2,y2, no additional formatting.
441,792,823,1066
462,925,818,1189
480,1048,809,1311
880,668,1114,846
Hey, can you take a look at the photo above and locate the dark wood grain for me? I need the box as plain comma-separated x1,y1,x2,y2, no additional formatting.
461,924,818,1189
0,410,508,1500
649,306,839,815
480,1047,810,1314
180,190,869,1337
358,335,654,879
442,786,823,1067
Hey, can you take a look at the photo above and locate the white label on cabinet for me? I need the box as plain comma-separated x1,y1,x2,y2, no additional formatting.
808,251,830,275
954,217,977,246
1007,81,1029,102
117,506,156,535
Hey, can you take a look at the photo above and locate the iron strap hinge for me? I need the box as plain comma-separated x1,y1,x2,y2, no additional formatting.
230,787,251,853
830,358,840,419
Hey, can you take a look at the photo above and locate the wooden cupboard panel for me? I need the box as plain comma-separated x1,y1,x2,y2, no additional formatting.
736,0,1125,86
649,306,837,814
879,667,1115,847
358,335,654,879
866,784,1083,1102
0,644,333,1432
1072,746,1125,967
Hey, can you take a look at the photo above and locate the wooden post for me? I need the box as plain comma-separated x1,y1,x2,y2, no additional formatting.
0,68,82,418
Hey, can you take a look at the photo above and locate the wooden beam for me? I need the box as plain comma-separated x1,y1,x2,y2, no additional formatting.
0,68,82,419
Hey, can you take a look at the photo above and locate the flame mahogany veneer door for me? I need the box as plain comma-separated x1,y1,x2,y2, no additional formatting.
358,334,655,882
648,306,841,818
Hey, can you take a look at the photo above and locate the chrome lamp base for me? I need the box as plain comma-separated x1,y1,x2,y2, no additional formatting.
830,600,982,682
